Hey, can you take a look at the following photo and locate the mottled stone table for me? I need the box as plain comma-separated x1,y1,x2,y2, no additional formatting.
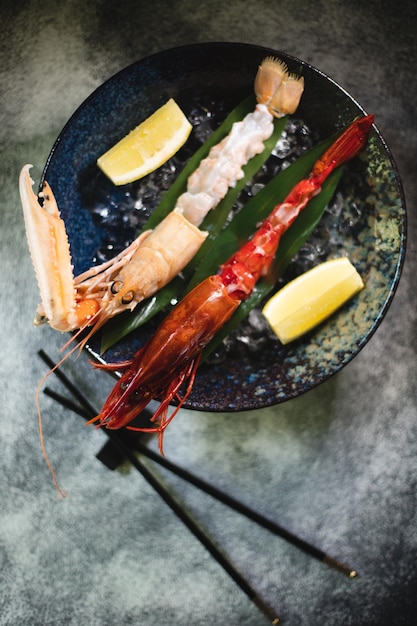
1,1,416,624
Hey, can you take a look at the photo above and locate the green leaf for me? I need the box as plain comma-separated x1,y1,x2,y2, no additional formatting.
186,131,339,292
201,166,344,360
101,110,345,355
100,98,286,351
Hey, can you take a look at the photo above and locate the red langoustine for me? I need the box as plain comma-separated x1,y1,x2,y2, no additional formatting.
89,114,374,451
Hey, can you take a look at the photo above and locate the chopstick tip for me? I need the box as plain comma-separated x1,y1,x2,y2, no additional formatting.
323,555,358,578
252,596,280,624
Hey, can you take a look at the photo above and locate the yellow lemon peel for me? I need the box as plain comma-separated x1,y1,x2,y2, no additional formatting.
262,257,364,344
97,98,192,185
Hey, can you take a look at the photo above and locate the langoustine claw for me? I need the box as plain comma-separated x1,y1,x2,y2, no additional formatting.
19,165,100,331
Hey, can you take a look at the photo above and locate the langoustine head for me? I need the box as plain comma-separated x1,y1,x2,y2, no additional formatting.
255,56,304,117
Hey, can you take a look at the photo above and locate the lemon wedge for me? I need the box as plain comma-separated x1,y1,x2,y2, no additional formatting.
262,257,364,344
97,98,192,185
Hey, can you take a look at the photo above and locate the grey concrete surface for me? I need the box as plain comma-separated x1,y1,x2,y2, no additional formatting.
1,1,416,624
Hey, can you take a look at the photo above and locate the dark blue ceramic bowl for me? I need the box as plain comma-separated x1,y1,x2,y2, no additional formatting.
41,42,406,412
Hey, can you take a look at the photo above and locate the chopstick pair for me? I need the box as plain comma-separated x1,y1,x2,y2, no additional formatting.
38,349,357,624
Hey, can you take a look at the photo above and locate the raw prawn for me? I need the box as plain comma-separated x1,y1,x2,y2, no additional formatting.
89,115,374,451
19,56,304,342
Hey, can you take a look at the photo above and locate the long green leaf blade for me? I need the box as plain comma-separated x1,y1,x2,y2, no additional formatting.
101,99,286,351
186,132,338,292
101,116,344,354
202,167,344,359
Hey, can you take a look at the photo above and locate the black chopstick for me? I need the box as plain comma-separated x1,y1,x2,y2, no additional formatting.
103,425,281,624
127,440,357,578
43,390,280,623
39,352,281,623
39,350,98,416
40,349,357,579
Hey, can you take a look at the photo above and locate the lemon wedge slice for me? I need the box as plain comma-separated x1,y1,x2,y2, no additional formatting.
262,257,364,344
97,98,192,185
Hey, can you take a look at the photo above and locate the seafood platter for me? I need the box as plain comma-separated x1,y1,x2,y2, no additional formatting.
21,42,406,437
